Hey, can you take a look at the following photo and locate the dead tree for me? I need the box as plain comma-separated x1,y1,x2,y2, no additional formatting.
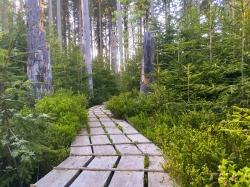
26,0,53,99
140,32,155,93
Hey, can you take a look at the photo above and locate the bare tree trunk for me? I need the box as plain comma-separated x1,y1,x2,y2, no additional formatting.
116,0,123,72
140,32,155,93
26,0,53,99
98,0,103,58
124,4,129,62
48,0,53,24
57,0,62,49
111,24,118,73
81,0,93,96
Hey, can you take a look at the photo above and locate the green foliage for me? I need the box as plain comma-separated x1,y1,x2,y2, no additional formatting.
107,90,250,186
218,159,250,186
91,58,119,105
119,55,141,92
35,91,87,148
50,40,88,94
0,88,88,186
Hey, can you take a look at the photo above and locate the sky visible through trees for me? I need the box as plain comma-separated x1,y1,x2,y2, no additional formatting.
0,0,250,186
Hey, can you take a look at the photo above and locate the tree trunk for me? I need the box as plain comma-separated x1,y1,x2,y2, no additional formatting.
124,4,129,62
140,32,155,93
81,0,93,96
26,0,53,99
98,0,103,58
57,0,62,49
116,0,123,72
111,23,118,73
48,0,53,24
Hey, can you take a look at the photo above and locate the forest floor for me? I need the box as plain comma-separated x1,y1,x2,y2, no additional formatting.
33,105,175,187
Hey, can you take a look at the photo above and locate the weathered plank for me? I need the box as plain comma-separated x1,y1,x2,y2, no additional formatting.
99,117,113,122
116,144,142,154
106,127,123,134
57,156,91,168
88,121,102,128
90,127,105,135
93,145,117,154
96,114,108,118
115,121,139,134
127,134,150,143
70,146,92,155
88,117,99,122
137,143,162,155
78,129,88,135
117,156,144,170
36,170,78,187
70,156,118,187
148,172,174,187
109,134,131,144
148,156,165,170
91,135,110,144
71,136,90,146
101,121,116,128
109,172,144,187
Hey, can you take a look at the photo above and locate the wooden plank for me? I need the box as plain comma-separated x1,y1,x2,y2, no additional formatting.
127,134,150,143
90,127,105,135
109,172,144,187
57,156,91,168
116,144,142,154
70,146,92,155
88,121,102,128
93,145,117,154
78,129,88,135
117,156,144,170
148,156,165,170
99,117,112,121
115,121,139,134
91,135,110,144
36,170,78,187
101,121,116,128
89,117,99,122
71,136,90,146
148,172,174,187
96,114,108,118
70,156,118,187
109,134,131,144
106,127,123,134
137,144,162,155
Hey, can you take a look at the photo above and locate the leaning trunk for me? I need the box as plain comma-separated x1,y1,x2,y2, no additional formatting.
26,0,53,99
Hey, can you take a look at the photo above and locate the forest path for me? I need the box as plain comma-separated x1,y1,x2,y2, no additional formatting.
34,105,175,187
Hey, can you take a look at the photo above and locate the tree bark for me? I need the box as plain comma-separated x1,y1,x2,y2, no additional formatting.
57,0,62,49
26,0,53,99
140,32,155,93
116,0,123,72
81,0,94,96
48,0,53,25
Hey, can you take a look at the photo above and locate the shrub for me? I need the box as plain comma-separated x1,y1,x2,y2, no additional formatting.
91,58,119,105
107,91,250,186
35,91,87,148
0,89,88,186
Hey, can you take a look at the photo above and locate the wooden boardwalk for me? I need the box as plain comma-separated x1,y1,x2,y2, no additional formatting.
33,105,175,187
